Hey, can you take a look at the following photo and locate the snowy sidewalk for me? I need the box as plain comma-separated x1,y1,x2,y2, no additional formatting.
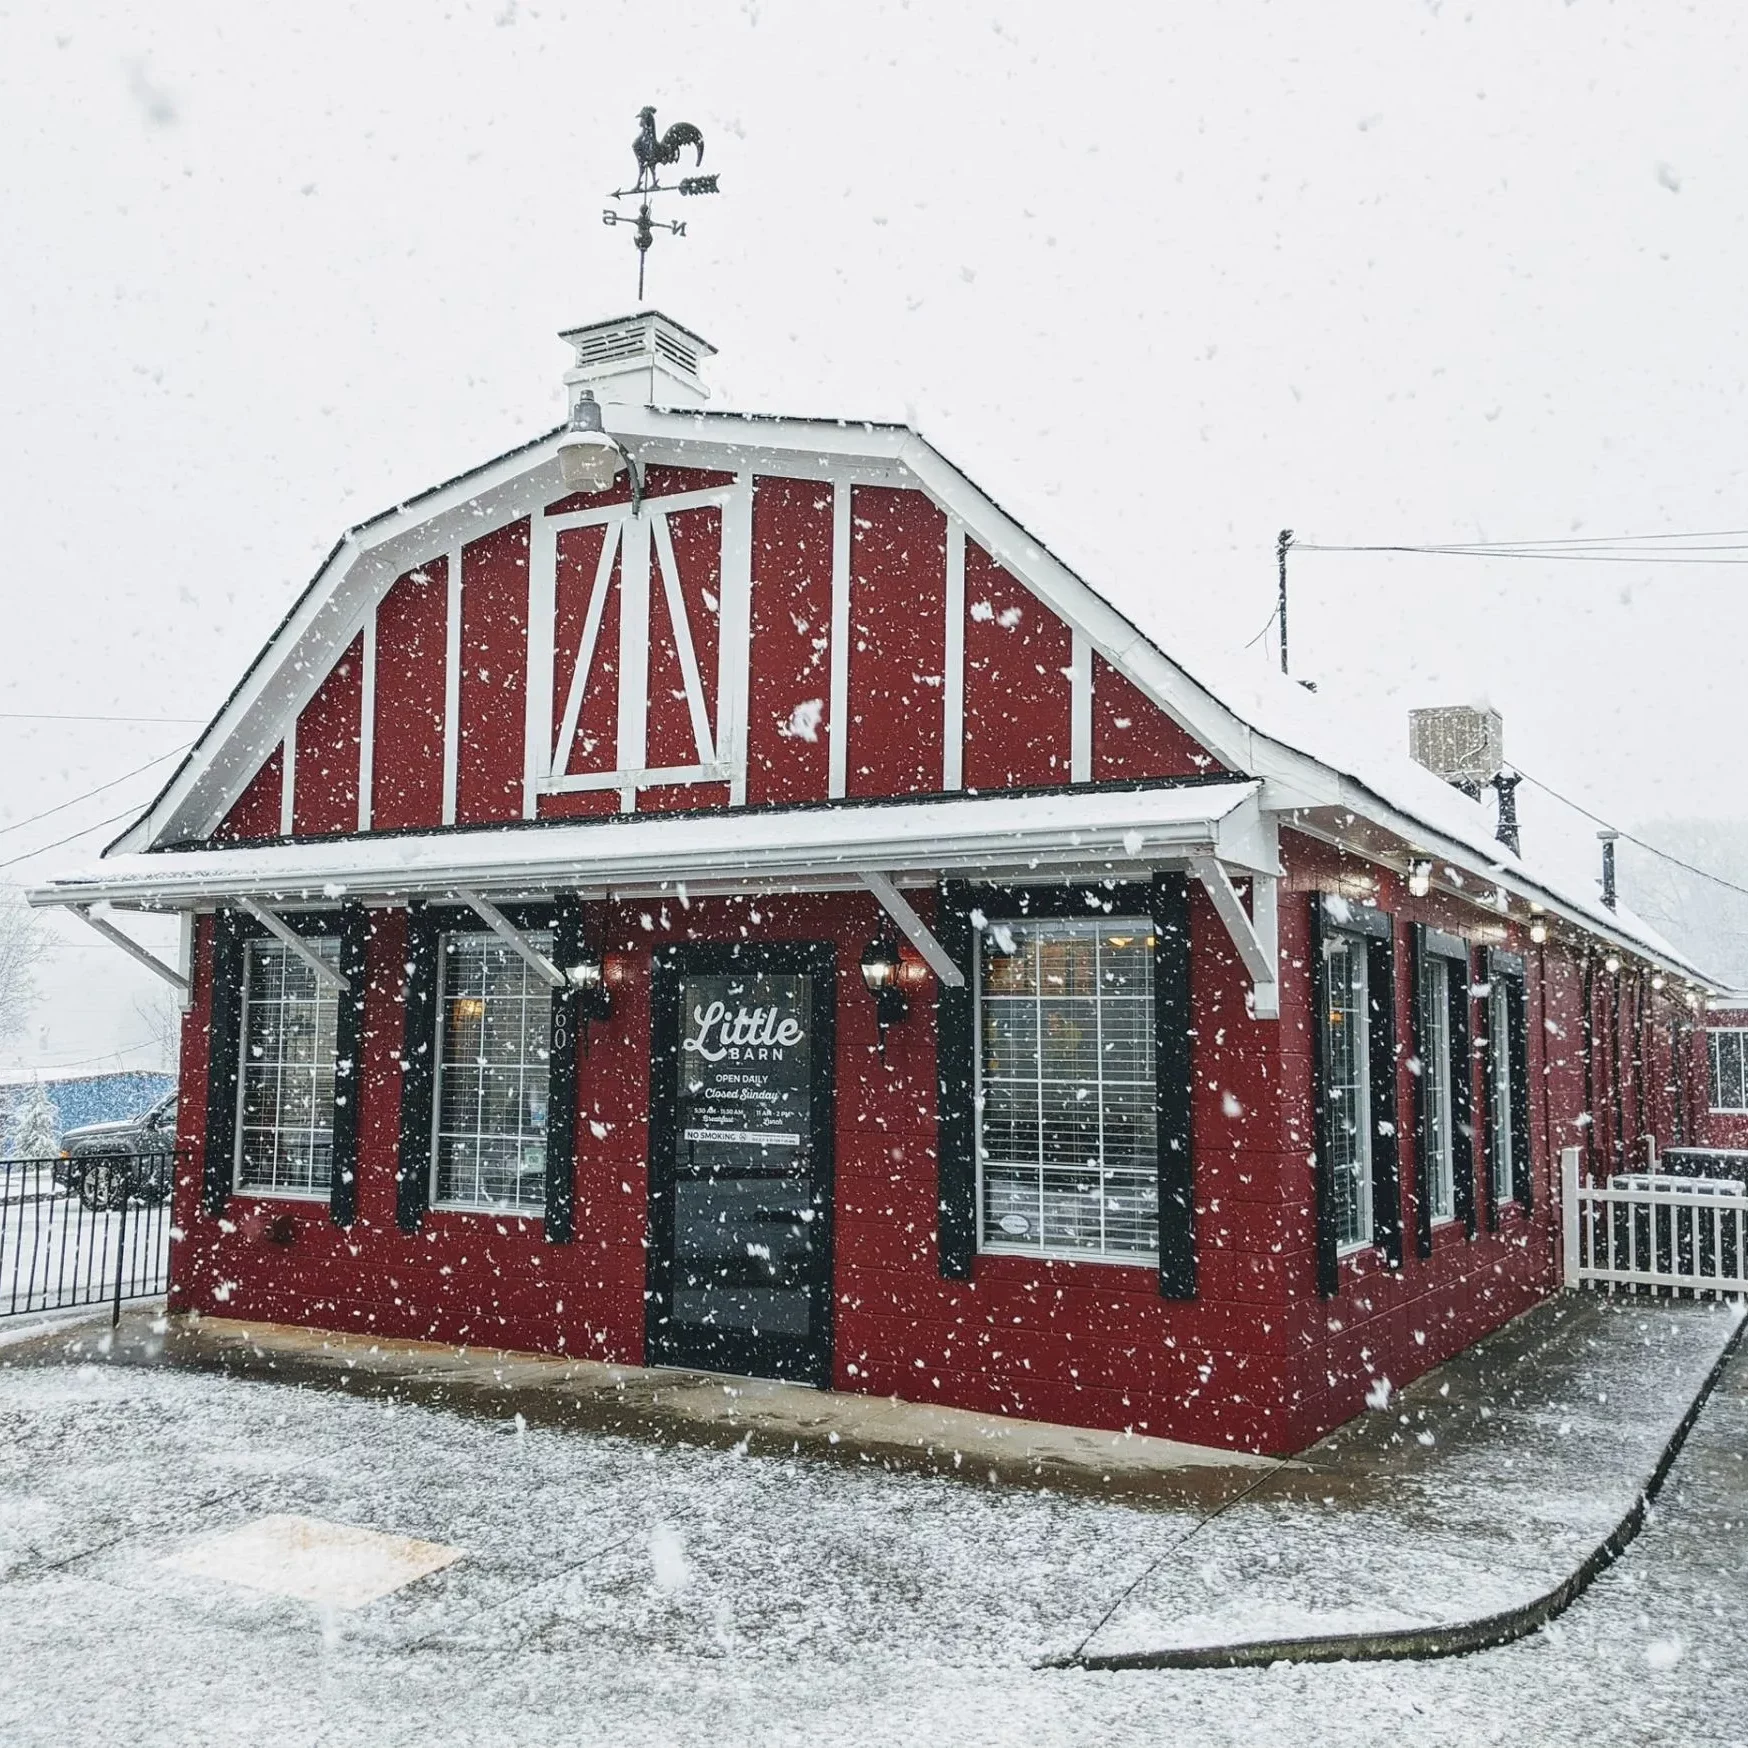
56,1308,1283,1505
1072,1294,1744,1664
1,1291,1739,1675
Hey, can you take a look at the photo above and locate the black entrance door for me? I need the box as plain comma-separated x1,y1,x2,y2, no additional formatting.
647,941,835,1386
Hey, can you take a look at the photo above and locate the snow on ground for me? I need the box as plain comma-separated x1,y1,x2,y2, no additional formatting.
1085,1299,1737,1656
0,1315,1743,1747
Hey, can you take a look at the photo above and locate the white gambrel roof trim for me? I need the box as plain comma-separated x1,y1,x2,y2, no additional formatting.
73,401,1714,984
40,783,1272,909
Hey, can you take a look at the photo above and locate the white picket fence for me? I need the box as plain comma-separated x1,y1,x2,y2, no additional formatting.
1561,1145,1748,1297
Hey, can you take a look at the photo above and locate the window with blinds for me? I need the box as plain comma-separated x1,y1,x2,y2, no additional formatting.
236,936,340,1196
975,918,1157,1263
1710,1029,1748,1112
1487,977,1515,1207
1419,955,1457,1224
1321,933,1373,1251
433,933,552,1214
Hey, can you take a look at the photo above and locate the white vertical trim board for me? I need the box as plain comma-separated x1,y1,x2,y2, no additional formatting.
552,521,622,783
442,544,463,827
828,480,852,801
942,518,965,792
717,471,754,807
1069,628,1093,785
524,511,557,819
652,510,716,765
357,603,377,832
279,724,297,837
616,513,652,812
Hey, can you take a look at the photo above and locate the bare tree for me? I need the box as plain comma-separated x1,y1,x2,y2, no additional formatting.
131,985,184,1070
0,886,46,1049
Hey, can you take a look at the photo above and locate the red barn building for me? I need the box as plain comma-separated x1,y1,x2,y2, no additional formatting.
30,312,1723,1454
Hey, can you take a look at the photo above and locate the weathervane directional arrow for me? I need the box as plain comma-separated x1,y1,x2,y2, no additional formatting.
602,105,721,300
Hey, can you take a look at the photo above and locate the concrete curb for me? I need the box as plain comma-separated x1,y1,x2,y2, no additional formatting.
1054,1305,1747,1672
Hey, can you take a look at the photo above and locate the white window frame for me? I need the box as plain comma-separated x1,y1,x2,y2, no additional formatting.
233,934,341,1202
1321,932,1374,1254
1419,954,1457,1226
431,928,554,1217
972,914,1159,1268
1709,1028,1748,1113
1488,977,1515,1207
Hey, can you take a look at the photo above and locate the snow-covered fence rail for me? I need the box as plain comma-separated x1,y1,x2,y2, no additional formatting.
0,1152,173,1320
1562,1146,1748,1297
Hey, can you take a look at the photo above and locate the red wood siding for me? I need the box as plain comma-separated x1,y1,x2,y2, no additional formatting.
847,486,947,798
538,521,618,823
961,538,1072,790
456,519,529,825
550,522,618,781
640,503,722,789
371,560,449,831
1093,655,1223,780
543,464,735,520
747,476,834,806
213,744,283,842
291,632,363,836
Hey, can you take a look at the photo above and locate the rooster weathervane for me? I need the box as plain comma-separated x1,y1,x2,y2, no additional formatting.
603,106,720,300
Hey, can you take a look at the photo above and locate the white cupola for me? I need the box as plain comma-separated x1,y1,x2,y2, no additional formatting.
558,310,715,411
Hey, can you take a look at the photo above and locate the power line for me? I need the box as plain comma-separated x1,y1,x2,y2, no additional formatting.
0,744,190,843
1296,542,1748,565
0,711,206,725
1364,526,1748,551
0,805,142,875
1516,767,1748,904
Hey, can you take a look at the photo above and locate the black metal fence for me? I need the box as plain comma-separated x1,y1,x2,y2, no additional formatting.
0,1151,177,1323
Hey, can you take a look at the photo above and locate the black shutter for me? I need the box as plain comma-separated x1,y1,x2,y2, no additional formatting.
201,909,245,1219
1408,924,1435,1261
544,894,582,1245
1450,950,1478,1240
1367,922,1403,1269
1152,871,1196,1298
934,880,976,1279
1308,895,1340,1297
328,902,370,1229
396,902,439,1233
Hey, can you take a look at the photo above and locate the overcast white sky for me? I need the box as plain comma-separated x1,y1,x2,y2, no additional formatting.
4,1,1748,1073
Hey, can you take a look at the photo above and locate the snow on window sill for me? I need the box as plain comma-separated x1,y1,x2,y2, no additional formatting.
977,1241,1158,1272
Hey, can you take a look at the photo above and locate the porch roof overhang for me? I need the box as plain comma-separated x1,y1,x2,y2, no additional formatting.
26,781,1273,913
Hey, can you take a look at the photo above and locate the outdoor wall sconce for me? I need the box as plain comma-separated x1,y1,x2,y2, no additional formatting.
1408,859,1434,898
859,936,907,1058
566,944,613,1051
556,389,644,512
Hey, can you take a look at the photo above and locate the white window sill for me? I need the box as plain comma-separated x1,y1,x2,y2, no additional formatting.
430,1202,544,1220
231,1186,330,1203
977,1241,1159,1271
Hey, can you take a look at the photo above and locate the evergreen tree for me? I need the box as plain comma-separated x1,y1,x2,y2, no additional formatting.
6,1079,61,1160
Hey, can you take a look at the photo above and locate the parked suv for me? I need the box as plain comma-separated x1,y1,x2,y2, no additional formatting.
57,1091,178,1210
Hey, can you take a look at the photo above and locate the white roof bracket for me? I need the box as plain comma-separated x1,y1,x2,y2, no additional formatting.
859,870,967,990
68,905,190,995
456,889,566,989
236,896,350,994
1190,856,1279,1021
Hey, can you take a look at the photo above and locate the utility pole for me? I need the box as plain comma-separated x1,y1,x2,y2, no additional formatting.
1277,529,1294,675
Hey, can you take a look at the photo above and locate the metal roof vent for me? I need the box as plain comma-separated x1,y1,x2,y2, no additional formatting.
1409,705,1504,799
557,310,714,410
